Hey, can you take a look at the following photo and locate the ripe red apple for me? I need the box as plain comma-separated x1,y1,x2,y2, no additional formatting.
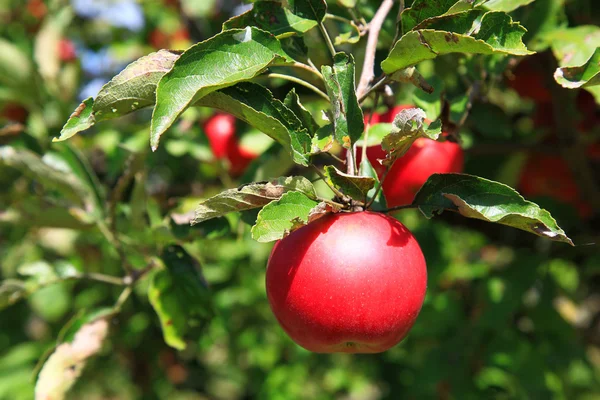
203,113,258,175
356,105,464,207
266,211,427,353
382,137,464,207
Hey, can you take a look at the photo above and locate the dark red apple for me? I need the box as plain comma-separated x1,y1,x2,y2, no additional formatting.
506,55,551,103
519,153,593,217
266,211,427,353
0,103,28,123
382,137,464,207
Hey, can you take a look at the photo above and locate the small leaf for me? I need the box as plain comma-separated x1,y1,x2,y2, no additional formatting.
35,318,110,400
251,191,320,242
311,124,334,154
193,176,317,224
55,98,96,142
151,27,293,150
0,146,92,207
321,53,364,148
324,165,375,202
291,0,327,23
223,1,319,37
149,245,212,350
554,48,600,89
382,11,533,75
284,89,319,134
359,157,387,211
482,0,535,12
381,108,441,165
413,173,573,245
546,25,600,67
197,83,312,165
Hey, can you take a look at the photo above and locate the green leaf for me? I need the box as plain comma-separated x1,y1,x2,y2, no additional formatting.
359,157,387,211
192,176,317,224
0,38,34,91
251,191,319,242
151,27,293,150
481,0,535,12
94,49,182,120
413,173,573,245
149,245,213,350
223,1,318,37
196,83,312,165
324,165,375,202
554,47,600,89
381,108,441,165
284,89,319,134
402,0,476,32
56,50,182,141
18,261,78,287
382,11,533,74
414,76,445,121
545,25,600,67
321,52,364,148
291,0,327,23
0,146,92,207
55,98,95,142
35,317,110,400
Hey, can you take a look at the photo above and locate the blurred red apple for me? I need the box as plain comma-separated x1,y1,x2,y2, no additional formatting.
507,55,552,103
58,39,77,62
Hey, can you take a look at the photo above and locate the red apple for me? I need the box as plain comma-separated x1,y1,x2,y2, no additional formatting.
204,113,258,175
58,39,77,62
382,138,464,207
356,104,464,207
519,153,593,217
266,211,427,353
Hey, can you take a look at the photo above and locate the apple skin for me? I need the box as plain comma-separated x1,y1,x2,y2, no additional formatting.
266,211,427,353
382,137,464,207
203,113,258,175
58,39,77,62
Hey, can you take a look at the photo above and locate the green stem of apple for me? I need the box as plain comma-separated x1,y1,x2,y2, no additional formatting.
319,22,337,58
266,73,330,102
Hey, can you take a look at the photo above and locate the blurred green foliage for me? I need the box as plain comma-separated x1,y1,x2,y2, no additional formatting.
1,0,600,399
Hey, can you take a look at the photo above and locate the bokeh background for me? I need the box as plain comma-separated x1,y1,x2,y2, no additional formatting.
1,0,600,399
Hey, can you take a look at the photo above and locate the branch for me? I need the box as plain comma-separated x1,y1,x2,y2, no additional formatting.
381,204,417,213
356,0,395,99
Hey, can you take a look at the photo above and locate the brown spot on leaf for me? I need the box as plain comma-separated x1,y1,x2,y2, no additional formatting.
69,102,87,119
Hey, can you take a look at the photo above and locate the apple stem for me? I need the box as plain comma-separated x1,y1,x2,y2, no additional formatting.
380,203,416,213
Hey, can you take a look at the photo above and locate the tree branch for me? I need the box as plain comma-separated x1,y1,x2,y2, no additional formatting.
356,0,395,99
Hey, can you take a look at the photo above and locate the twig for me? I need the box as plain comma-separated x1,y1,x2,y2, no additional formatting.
365,164,390,209
266,73,330,101
113,286,133,313
362,91,382,164
325,151,346,165
356,0,395,99
390,0,405,49
291,61,323,80
358,75,389,104
447,81,480,142
78,273,126,286
346,148,357,175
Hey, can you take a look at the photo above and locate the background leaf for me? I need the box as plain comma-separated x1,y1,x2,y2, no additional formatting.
554,47,600,89
148,245,212,350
